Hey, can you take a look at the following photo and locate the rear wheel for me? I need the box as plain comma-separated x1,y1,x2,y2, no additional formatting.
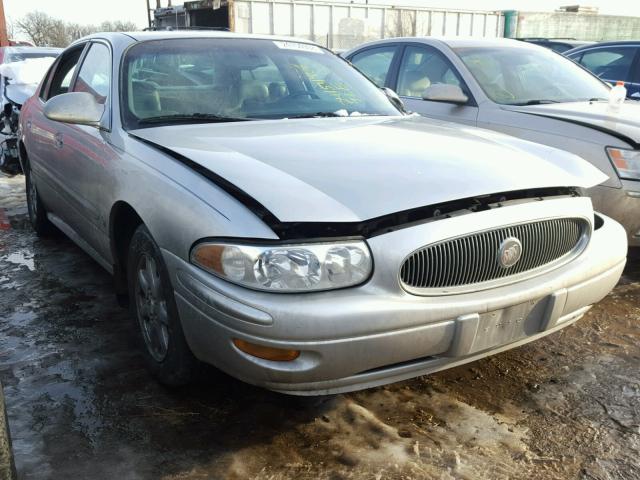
127,224,197,386
24,159,55,236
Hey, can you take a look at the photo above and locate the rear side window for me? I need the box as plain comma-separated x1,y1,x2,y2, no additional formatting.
73,43,111,104
575,47,637,82
350,46,397,87
45,45,85,100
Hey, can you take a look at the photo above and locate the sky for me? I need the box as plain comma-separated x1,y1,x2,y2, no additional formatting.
4,0,640,32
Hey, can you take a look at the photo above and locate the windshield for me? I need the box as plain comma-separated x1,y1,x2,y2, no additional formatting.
454,46,611,105
121,38,400,128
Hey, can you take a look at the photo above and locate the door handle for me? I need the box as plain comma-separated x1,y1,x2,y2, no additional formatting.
26,120,32,130
54,133,63,149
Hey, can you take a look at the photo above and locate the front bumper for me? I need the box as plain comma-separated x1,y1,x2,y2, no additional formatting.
589,182,640,247
164,197,627,395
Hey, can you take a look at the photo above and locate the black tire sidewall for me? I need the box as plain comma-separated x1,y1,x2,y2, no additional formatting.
24,161,52,236
127,225,196,386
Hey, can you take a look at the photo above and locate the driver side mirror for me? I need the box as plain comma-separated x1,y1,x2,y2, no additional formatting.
381,87,407,113
422,84,469,104
44,92,105,127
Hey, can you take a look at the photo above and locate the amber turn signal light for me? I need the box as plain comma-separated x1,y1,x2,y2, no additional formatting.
233,339,300,362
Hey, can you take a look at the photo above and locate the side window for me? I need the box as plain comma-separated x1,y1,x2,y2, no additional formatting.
46,46,85,100
350,46,397,87
73,43,111,104
397,46,462,98
577,48,636,82
39,63,57,101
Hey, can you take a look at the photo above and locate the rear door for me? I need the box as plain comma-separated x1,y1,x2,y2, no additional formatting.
393,44,478,125
25,43,87,225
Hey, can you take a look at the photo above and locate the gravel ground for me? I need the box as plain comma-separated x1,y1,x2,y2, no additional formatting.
0,172,639,480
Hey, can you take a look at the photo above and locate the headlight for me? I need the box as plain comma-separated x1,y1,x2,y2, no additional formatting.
190,240,372,292
606,147,640,180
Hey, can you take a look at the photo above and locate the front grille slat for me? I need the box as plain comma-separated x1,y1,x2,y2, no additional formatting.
400,218,588,292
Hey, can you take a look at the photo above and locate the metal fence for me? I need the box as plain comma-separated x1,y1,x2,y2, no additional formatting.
232,1,504,50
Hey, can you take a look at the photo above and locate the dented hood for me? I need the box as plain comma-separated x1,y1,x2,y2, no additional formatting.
504,100,640,146
131,115,606,223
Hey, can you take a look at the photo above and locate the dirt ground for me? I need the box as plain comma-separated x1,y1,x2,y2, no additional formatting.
1,172,639,480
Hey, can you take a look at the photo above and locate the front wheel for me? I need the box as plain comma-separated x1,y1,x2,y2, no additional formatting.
127,225,197,386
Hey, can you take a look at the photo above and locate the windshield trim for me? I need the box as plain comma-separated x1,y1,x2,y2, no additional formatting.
119,37,402,131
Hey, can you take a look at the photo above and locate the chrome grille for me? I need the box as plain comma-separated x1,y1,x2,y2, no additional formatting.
400,218,589,292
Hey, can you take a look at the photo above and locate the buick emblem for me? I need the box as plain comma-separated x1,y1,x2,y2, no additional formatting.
498,237,522,268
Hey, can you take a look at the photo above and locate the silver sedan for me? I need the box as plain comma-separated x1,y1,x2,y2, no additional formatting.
19,32,626,395
345,38,640,247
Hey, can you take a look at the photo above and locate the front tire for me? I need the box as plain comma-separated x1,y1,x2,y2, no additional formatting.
24,159,54,236
127,225,197,386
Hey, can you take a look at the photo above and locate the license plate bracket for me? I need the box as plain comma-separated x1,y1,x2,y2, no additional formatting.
471,297,550,353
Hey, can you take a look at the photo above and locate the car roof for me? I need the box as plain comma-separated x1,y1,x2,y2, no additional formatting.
347,36,547,53
565,40,640,55
73,30,321,46
434,37,539,49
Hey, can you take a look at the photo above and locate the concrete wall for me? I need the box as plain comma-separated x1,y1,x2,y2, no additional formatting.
514,12,640,41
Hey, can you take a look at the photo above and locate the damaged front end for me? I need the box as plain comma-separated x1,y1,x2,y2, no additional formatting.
0,56,58,175
0,97,21,176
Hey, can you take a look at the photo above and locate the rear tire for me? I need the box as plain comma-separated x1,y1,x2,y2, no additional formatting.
127,224,197,386
24,159,55,236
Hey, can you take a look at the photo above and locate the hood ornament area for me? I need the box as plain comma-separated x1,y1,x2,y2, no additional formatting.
498,237,523,268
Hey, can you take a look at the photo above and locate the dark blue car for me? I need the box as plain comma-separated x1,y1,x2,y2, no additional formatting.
566,41,640,100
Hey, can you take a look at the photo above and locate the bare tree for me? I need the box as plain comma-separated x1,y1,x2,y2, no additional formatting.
15,11,65,47
65,22,98,43
98,20,138,33
16,11,138,48
6,19,15,41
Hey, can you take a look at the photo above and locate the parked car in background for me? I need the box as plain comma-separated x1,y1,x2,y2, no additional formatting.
345,37,640,247
0,46,62,175
18,31,627,395
0,47,62,107
517,37,594,53
565,41,640,99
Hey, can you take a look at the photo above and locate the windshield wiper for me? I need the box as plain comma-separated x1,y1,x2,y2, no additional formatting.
283,112,387,119
137,113,252,125
510,99,562,106
284,112,348,119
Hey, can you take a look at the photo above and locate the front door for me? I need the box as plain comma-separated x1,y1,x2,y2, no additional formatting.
63,41,114,257
394,45,478,125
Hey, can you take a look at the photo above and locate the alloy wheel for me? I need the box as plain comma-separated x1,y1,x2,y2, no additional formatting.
135,253,170,362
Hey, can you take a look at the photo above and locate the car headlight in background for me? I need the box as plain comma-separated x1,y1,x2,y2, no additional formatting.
191,240,372,292
606,147,640,180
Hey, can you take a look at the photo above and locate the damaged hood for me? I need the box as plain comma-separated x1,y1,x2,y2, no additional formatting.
131,115,606,223
504,100,640,146
0,57,58,106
